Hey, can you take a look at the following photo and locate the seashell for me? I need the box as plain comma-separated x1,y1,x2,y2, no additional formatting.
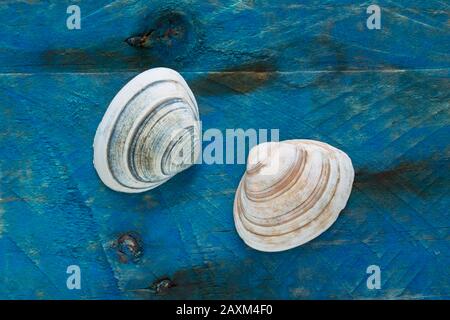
234,139,354,252
93,67,201,193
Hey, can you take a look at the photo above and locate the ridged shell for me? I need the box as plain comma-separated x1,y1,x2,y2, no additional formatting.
93,67,201,193
234,140,354,252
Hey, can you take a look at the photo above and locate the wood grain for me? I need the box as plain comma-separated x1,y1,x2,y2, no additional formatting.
0,0,448,299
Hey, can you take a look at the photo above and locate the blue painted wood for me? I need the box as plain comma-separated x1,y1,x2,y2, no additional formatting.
0,0,448,299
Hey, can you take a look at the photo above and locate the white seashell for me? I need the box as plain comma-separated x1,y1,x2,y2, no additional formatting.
233,139,354,252
93,67,201,193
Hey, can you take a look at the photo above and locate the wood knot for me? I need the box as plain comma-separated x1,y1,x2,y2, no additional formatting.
113,232,143,264
123,10,199,66
125,11,190,49
125,30,154,48
151,278,175,295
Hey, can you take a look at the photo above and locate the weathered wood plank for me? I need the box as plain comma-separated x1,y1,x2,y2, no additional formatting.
0,67,448,298
0,0,448,72
0,0,448,300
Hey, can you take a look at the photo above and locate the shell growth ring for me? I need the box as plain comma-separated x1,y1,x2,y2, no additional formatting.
93,68,201,193
234,140,354,252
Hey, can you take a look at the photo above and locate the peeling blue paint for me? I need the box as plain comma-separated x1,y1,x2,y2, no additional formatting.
0,0,448,299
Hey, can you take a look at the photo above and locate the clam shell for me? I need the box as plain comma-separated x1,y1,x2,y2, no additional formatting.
234,140,354,252
93,68,201,193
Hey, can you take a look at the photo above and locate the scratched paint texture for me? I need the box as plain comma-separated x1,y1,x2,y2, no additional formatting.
0,0,449,299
